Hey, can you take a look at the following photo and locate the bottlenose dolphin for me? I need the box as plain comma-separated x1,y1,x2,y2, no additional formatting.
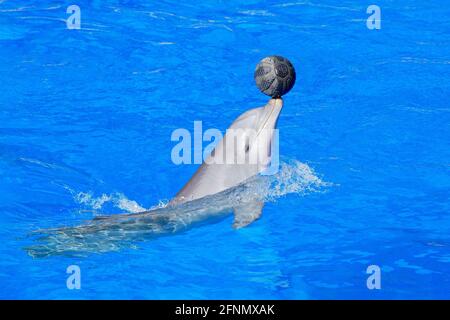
25,98,284,257
171,98,283,227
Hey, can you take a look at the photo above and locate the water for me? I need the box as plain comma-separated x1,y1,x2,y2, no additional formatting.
25,161,328,258
0,0,449,299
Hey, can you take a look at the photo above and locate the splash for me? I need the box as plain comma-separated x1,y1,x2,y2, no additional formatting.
71,160,326,213
74,192,147,213
263,159,329,200
25,160,330,258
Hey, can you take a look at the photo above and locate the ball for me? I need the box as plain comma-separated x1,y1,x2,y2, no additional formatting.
254,56,296,98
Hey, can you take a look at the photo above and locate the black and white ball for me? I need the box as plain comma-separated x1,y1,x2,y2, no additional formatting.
254,56,296,98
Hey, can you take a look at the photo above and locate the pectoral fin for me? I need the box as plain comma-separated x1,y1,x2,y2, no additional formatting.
233,201,264,229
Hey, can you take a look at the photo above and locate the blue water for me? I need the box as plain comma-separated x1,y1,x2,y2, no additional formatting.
1,0,449,299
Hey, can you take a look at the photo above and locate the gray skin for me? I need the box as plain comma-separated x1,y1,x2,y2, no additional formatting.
170,98,283,227
172,98,282,204
169,98,283,228
25,99,284,257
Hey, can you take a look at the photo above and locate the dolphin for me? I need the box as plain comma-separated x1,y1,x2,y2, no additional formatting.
171,97,283,227
25,98,284,257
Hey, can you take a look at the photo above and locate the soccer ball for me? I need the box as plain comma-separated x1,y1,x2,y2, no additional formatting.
254,56,296,98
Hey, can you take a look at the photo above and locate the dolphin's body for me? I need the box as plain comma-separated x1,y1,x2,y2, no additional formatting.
171,98,283,227
25,98,283,257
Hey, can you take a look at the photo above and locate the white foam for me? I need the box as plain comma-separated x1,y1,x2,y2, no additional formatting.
72,160,329,213
74,192,146,213
266,160,330,200
114,193,147,213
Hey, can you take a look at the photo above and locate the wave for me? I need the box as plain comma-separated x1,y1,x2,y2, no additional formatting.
74,192,148,213
74,160,329,213
25,160,330,258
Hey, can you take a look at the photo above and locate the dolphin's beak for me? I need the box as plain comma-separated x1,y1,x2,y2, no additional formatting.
259,98,283,133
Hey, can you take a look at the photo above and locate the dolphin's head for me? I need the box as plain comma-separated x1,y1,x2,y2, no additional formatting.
171,98,283,205
250,98,283,171
225,98,283,172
